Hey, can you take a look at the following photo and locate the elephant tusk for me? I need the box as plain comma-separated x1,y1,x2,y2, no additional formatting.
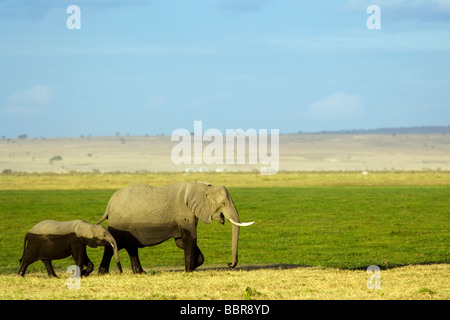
110,243,115,249
228,219,254,227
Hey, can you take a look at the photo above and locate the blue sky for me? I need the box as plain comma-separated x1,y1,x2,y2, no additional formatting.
1,0,449,137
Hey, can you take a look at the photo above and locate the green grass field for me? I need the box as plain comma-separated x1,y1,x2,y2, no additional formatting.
0,172,448,299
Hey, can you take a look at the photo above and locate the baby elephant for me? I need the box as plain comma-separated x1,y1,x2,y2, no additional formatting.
18,220,122,277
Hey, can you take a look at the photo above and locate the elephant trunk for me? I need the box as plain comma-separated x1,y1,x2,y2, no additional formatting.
109,237,122,273
227,218,255,267
225,194,243,269
223,189,255,268
228,223,239,268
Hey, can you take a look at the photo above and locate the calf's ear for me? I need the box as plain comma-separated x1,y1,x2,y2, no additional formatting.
74,221,94,239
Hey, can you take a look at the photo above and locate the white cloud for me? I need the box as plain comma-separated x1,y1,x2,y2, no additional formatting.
2,85,52,116
308,92,363,119
6,85,52,105
2,105,43,116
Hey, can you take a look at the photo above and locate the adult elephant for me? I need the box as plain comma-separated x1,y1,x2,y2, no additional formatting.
97,182,253,274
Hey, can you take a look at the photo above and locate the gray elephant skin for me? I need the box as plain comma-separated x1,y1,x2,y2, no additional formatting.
18,220,122,277
97,182,254,274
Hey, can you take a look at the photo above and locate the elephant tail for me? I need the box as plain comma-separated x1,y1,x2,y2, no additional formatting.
96,212,108,225
96,203,110,225
19,234,28,263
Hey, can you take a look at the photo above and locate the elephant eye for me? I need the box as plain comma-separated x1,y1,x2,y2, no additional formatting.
222,201,226,207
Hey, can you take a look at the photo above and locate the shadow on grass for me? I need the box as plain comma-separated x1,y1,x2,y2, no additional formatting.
212,264,310,272
146,262,449,274
149,264,311,273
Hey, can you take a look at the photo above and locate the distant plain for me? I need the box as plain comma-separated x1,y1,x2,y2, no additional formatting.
1,134,450,173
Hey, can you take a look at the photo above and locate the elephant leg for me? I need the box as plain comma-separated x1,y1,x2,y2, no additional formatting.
18,246,38,276
84,257,94,277
73,247,88,277
195,245,204,268
73,246,92,277
125,246,145,274
98,245,113,275
18,262,29,277
77,248,94,277
18,258,33,277
176,237,204,270
42,259,58,278
180,229,202,272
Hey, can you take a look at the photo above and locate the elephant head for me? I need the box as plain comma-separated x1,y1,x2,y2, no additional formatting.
185,182,254,268
75,221,123,273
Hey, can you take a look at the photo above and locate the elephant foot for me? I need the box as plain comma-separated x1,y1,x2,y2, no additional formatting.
134,269,146,275
98,266,109,275
125,247,145,274
82,270,91,277
131,262,146,274
184,245,204,272
83,266,94,277
197,251,204,268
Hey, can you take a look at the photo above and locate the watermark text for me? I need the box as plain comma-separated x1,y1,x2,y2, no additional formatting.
366,5,381,30
171,121,279,175
366,265,381,289
66,5,81,30
66,265,81,289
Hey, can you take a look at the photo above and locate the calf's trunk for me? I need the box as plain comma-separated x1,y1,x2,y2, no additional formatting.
109,238,122,273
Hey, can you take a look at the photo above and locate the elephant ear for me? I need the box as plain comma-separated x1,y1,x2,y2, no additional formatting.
185,183,212,224
74,220,94,239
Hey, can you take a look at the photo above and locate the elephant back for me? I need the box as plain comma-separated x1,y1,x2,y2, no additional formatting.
28,220,81,236
106,184,176,225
